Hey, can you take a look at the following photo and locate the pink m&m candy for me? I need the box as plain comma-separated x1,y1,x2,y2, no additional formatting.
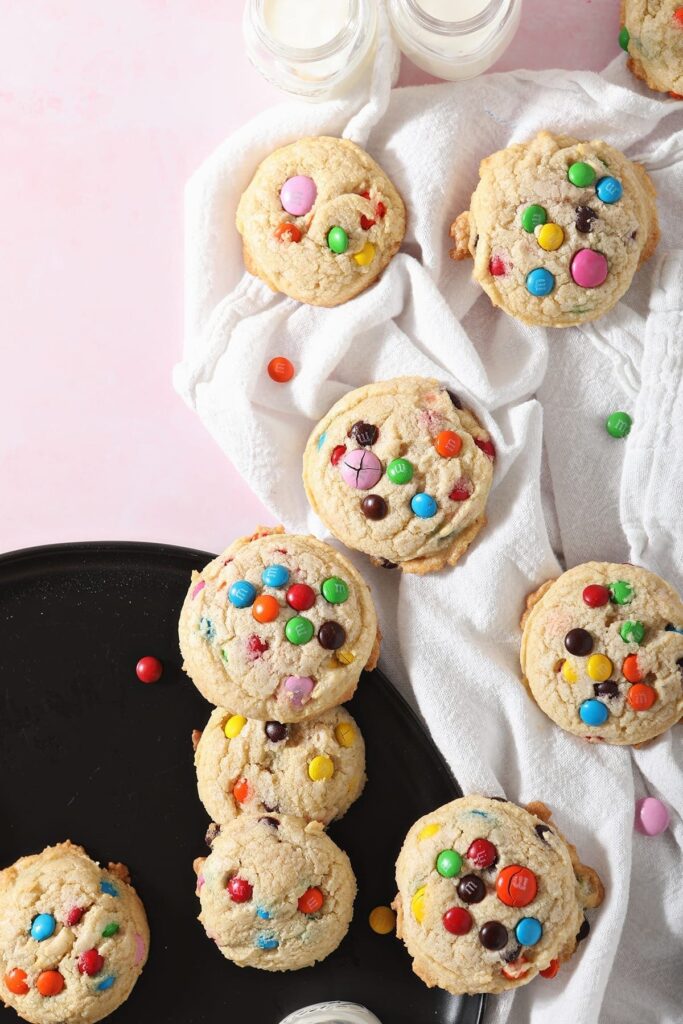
282,675,315,708
340,449,383,490
570,249,609,289
280,176,317,217
635,797,670,836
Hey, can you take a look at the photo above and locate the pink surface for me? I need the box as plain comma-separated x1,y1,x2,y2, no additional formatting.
1,0,621,556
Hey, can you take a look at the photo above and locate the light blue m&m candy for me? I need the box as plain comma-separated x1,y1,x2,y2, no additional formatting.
228,580,256,608
526,268,555,297
515,917,543,946
96,976,116,991
262,565,289,588
579,699,609,727
411,493,437,519
256,934,279,950
30,914,56,941
596,176,623,204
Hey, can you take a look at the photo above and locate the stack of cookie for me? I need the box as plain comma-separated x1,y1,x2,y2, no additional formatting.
178,526,381,971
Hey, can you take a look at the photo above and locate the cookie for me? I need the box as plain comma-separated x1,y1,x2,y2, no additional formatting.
520,562,683,745
393,796,603,996
236,136,406,306
194,815,356,971
449,130,659,328
178,527,380,722
620,1,683,96
194,705,366,826
303,377,494,574
0,842,149,1024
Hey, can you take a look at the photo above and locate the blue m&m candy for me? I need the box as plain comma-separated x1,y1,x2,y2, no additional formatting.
228,580,257,608
596,177,623,204
262,565,289,588
257,908,271,920
515,917,543,946
100,880,119,897
411,493,438,518
579,699,609,727
256,934,279,950
30,914,56,941
526,268,555,297
96,976,116,991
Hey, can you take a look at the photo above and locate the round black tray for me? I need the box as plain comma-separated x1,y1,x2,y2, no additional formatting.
0,542,485,1024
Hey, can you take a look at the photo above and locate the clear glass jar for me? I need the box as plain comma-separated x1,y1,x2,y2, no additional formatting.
279,1003,382,1024
243,0,379,101
387,0,522,81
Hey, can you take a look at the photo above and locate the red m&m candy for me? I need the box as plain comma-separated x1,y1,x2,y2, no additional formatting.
489,255,506,276
66,906,85,926
78,949,104,977
540,958,560,979
443,907,472,935
267,357,294,383
227,876,253,903
331,445,346,466
674,8,683,25
286,583,316,611
475,437,496,460
467,838,498,869
583,584,610,607
496,865,537,907
136,656,163,684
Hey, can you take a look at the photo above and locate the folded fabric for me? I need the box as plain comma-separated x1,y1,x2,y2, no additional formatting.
176,7,683,1021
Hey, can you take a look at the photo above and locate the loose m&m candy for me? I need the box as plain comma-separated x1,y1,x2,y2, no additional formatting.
369,905,396,934
268,356,295,383
136,655,163,683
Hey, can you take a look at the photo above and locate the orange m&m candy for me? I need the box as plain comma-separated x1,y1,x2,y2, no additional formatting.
4,968,29,996
233,777,251,803
435,431,462,458
622,654,642,683
496,865,537,907
267,357,295,383
540,958,560,979
36,971,64,997
501,955,530,981
298,887,324,914
252,594,280,623
627,683,657,711
273,222,302,243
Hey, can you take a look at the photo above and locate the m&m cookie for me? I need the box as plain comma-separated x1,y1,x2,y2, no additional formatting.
620,1,683,97
520,562,683,745
194,705,366,827
178,527,380,722
0,842,149,1024
236,136,406,306
449,131,659,327
303,378,494,575
195,815,356,971
393,796,603,996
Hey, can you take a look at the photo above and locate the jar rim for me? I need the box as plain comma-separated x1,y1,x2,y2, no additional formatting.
247,0,361,62
403,0,505,35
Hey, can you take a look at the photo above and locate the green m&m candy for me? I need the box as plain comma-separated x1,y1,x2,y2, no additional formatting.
606,411,632,438
285,616,315,645
102,923,119,938
327,226,349,254
620,620,644,644
568,162,597,188
609,580,634,606
387,458,414,485
322,576,349,604
521,204,547,233
619,26,630,51
436,849,462,878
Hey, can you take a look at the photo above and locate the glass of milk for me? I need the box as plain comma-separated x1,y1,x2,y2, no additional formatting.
387,0,522,80
279,1003,382,1024
243,0,378,100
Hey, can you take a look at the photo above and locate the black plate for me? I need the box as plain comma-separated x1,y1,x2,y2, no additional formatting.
0,542,485,1024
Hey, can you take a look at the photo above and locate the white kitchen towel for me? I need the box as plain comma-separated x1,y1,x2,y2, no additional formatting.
175,7,683,1022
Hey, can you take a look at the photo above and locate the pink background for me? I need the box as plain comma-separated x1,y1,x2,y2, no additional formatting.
1,0,620,557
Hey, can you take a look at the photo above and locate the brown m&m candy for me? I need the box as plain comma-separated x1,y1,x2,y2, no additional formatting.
361,494,388,520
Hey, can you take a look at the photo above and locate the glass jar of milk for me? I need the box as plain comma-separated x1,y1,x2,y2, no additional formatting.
387,0,522,80
279,1003,382,1024
243,0,378,100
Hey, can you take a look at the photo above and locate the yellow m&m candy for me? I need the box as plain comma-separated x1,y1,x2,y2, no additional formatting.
308,755,335,781
418,823,441,842
335,722,355,747
411,885,427,924
537,223,564,251
587,654,613,682
353,241,376,266
561,661,578,684
224,714,247,739
336,649,356,665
